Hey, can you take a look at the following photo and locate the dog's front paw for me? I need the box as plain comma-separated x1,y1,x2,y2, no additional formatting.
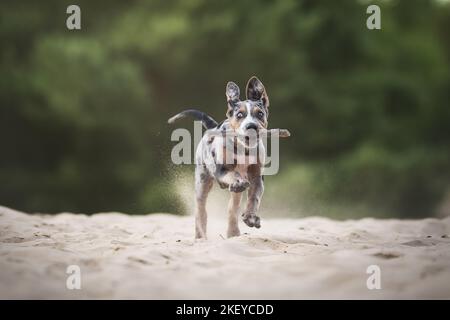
242,212,261,228
229,179,250,193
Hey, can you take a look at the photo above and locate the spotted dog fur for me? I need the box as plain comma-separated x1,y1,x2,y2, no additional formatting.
168,76,270,239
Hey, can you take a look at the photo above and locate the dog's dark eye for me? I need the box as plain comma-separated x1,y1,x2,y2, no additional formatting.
257,111,264,118
236,112,244,119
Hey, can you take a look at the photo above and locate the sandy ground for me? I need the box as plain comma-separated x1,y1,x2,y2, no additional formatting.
0,205,449,299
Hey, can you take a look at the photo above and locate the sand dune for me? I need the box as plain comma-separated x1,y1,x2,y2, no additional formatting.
0,205,449,299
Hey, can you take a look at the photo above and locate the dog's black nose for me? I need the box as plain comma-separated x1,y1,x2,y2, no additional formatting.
245,123,258,131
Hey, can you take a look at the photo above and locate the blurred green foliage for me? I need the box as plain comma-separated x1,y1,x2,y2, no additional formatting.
0,0,449,217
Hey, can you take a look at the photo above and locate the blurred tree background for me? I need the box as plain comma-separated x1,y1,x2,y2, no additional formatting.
0,0,449,217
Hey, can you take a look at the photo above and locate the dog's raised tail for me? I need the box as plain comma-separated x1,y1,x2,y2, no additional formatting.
168,109,218,129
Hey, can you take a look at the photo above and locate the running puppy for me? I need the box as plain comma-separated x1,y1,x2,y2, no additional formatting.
168,76,270,239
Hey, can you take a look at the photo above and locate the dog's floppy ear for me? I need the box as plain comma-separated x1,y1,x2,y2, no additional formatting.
226,81,240,117
246,76,269,109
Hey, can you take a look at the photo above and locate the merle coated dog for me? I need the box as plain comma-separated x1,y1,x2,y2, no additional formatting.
168,76,270,239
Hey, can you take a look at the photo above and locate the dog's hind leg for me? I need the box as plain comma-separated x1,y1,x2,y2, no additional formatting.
227,192,242,238
195,166,213,239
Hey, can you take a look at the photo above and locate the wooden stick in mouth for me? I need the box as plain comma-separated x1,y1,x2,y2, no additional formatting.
206,128,291,138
